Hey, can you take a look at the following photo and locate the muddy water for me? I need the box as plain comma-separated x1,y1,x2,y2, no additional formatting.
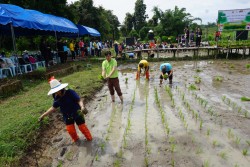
38,60,250,167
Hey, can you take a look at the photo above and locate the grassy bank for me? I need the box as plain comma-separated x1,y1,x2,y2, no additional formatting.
0,64,103,166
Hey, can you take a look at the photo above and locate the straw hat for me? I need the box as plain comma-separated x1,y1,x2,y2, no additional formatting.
48,79,68,95
23,50,28,53
148,30,153,33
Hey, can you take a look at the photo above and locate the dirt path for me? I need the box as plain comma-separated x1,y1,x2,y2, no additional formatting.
37,60,250,167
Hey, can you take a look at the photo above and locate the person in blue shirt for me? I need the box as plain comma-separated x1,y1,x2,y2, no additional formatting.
39,78,92,143
159,63,173,85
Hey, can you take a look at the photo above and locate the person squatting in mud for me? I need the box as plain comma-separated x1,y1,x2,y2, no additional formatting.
102,51,123,103
136,59,150,80
159,63,173,85
39,77,92,143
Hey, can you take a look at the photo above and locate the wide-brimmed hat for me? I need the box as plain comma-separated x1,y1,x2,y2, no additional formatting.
23,50,28,53
48,79,68,95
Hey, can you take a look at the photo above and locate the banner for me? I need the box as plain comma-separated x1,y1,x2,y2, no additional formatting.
217,9,250,31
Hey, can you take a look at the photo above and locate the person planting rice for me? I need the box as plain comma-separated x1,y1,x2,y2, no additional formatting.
136,59,150,80
39,78,92,143
160,63,173,85
102,51,123,103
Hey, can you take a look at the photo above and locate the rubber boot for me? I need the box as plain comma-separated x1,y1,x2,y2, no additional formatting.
111,95,115,102
136,72,139,80
146,71,149,80
78,124,93,141
66,124,79,142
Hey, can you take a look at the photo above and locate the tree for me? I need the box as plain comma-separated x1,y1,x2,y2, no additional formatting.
151,6,201,38
134,0,147,32
123,13,134,35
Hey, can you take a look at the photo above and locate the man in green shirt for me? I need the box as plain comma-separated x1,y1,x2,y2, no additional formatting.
102,51,123,103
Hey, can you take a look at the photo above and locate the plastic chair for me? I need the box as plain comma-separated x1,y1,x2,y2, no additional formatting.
18,58,32,73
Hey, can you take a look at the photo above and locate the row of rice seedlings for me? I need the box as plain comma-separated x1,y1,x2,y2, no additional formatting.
193,92,249,156
154,87,176,166
180,87,249,159
222,95,249,118
94,104,118,162
166,86,175,107
191,92,219,122
144,87,150,166
113,89,136,166
154,87,170,135
228,128,249,156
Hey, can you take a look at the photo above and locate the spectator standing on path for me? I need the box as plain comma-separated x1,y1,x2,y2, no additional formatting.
102,51,123,103
69,40,76,60
114,41,119,57
184,26,190,47
159,63,173,85
136,60,150,80
79,39,84,58
196,27,202,47
39,78,92,143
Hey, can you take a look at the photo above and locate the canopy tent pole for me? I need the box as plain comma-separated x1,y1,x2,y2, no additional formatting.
10,23,17,53
10,23,20,72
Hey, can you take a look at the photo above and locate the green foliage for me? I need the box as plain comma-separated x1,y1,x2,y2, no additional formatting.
214,76,223,82
129,29,139,39
134,0,147,32
0,64,103,166
246,64,250,69
241,96,250,101
188,84,197,90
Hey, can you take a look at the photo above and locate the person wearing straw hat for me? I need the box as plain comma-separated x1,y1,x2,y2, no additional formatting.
39,78,92,143
159,63,173,85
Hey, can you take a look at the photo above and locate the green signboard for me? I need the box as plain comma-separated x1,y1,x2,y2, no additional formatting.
217,9,250,31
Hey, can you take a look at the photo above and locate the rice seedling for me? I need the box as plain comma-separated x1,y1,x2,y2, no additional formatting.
144,157,149,166
242,149,248,156
196,147,203,154
171,159,175,167
203,160,209,167
199,119,203,130
206,129,210,136
219,151,227,160
234,136,241,146
230,64,235,69
222,96,226,102
196,68,202,72
99,142,106,152
214,76,223,82
244,111,248,118
113,159,121,167
228,129,234,139
237,107,242,113
234,164,239,167
189,84,197,90
212,140,218,148
125,77,128,84
246,140,250,146
246,64,250,69
95,154,99,161
241,96,250,101
194,76,201,84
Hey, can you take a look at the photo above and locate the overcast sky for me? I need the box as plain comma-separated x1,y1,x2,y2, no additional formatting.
67,0,250,24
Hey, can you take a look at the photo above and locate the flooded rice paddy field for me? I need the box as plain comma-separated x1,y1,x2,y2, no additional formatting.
39,60,250,167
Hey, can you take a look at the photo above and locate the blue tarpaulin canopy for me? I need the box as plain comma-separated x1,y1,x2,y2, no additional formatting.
77,25,101,36
0,4,78,33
